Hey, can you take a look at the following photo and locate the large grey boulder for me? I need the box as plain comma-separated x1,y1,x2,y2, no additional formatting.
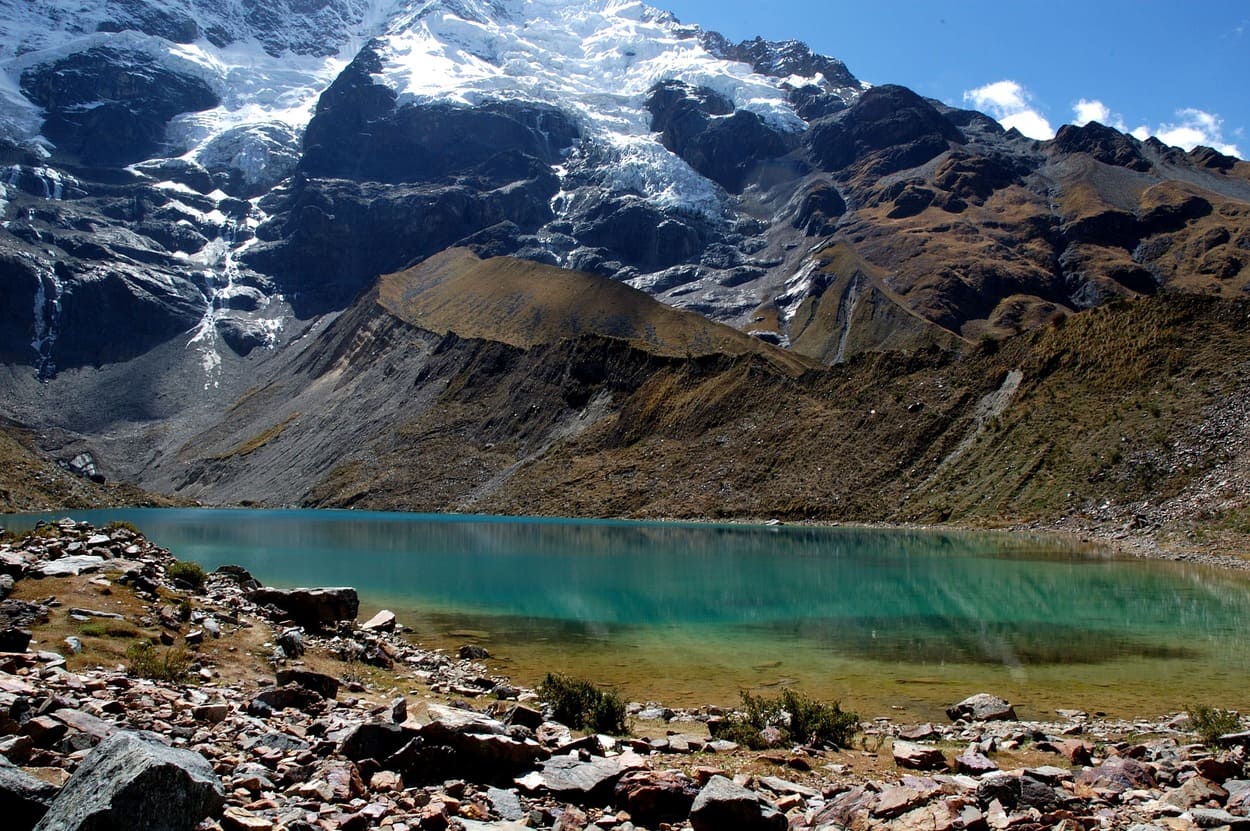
516,755,627,802
33,731,224,831
946,693,1017,722
689,775,787,831
248,587,358,629
0,755,60,831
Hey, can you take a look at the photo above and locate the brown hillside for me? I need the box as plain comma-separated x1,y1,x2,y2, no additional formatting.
377,248,815,375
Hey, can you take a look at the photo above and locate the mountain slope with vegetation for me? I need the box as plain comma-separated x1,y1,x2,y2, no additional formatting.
78,250,1241,558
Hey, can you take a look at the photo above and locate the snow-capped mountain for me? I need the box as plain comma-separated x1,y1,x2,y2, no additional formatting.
0,0,870,381
1,0,1247,393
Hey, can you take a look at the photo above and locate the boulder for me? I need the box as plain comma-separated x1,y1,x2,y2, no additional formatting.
1161,775,1228,809
613,769,700,826
689,775,787,831
338,723,413,763
0,754,60,831
248,587,358,630
275,669,340,700
872,786,931,819
893,740,947,770
390,704,547,784
946,693,1017,722
248,684,324,716
955,749,998,775
275,628,304,658
36,557,106,578
0,628,31,653
360,610,397,632
32,730,223,831
517,754,626,802
1037,738,1093,765
1189,808,1250,829
1076,756,1156,792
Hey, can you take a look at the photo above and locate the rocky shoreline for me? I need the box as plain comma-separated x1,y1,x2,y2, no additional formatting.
1,520,1248,831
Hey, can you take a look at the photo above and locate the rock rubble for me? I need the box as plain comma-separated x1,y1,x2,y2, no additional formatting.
0,521,1247,831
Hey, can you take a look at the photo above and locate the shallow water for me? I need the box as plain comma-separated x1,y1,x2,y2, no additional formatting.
6,508,1249,719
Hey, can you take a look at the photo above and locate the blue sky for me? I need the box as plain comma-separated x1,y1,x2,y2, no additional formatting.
664,0,1248,158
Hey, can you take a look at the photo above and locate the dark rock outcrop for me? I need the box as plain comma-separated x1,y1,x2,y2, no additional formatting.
699,33,860,90
301,48,578,185
20,48,218,167
806,84,966,175
1051,121,1151,171
32,730,224,831
647,81,792,192
248,587,359,630
246,175,559,314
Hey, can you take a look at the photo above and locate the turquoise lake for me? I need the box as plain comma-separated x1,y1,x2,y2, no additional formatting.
5,508,1249,719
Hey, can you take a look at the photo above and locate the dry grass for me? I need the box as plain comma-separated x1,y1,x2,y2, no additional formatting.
210,413,300,460
377,248,815,375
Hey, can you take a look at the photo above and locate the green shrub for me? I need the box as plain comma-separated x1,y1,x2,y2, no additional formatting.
537,673,628,735
125,641,191,681
1187,703,1241,745
718,689,859,750
167,560,207,591
104,520,141,535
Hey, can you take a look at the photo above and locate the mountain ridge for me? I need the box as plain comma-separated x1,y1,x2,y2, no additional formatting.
0,0,1248,557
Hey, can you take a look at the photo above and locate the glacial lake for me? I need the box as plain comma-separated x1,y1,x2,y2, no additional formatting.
5,508,1249,720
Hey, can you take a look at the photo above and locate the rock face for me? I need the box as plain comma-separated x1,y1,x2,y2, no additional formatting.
248,587,358,630
20,48,218,166
32,730,224,831
689,775,787,831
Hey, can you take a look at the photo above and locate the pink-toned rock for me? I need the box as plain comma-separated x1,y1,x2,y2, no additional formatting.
955,749,999,775
221,806,275,831
873,786,931,818
1161,775,1228,809
893,740,947,771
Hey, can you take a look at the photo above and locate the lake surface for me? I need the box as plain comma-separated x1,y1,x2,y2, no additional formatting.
5,508,1249,719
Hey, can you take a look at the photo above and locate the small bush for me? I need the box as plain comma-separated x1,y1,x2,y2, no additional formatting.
104,520,140,535
125,641,191,681
167,560,207,591
537,673,628,735
1187,703,1241,745
718,689,859,750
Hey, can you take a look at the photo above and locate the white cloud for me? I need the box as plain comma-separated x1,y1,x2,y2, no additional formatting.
964,80,1244,160
1152,108,1241,158
1072,98,1128,132
963,80,1054,140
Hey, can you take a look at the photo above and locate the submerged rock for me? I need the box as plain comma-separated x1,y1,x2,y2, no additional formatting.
946,693,1017,722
